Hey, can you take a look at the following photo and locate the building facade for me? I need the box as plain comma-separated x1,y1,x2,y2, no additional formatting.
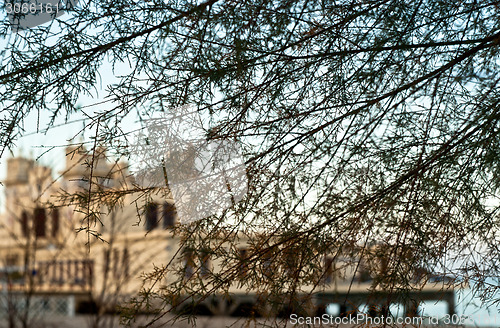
0,146,457,320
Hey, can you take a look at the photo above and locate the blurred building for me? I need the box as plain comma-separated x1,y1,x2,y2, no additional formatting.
0,146,457,319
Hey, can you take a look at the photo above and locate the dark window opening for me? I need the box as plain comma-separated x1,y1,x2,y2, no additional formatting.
324,256,334,284
52,208,59,238
262,249,274,278
21,211,28,237
34,207,46,238
122,248,129,278
283,248,298,276
355,264,372,283
184,250,195,280
145,203,158,231
238,249,248,279
103,249,110,277
162,202,177,228
113,249,120,279
200,251,211,278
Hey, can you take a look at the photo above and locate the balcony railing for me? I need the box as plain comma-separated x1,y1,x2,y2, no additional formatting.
0,260,94,292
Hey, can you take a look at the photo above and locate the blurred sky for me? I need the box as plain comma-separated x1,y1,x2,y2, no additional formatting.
0,44,138,212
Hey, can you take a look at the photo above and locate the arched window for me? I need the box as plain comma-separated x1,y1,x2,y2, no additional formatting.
145,203,158,231
52,208,59,237
34,207,46,238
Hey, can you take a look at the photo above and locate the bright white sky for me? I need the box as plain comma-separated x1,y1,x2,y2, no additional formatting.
0,45,140,212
